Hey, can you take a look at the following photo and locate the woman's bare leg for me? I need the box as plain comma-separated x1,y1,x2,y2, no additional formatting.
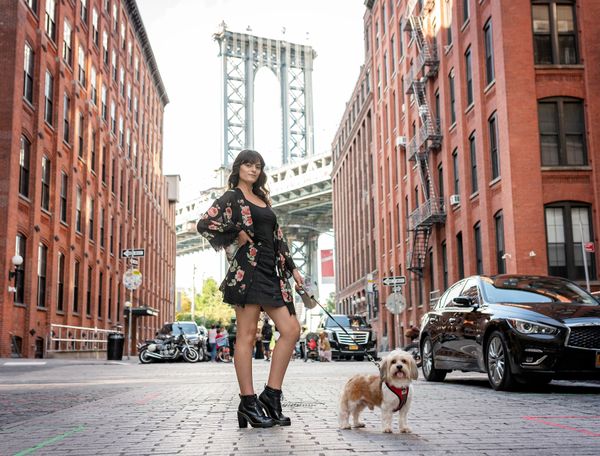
234,304,262,395
263,306,301,390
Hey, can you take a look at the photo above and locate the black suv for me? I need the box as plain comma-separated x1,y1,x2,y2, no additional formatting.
318,314,377,361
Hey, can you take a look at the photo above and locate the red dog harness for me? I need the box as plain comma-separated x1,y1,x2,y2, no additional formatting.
385,383,410,412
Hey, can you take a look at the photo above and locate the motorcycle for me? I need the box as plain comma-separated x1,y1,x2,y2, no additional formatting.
138,333,200,364
215,336,232,363
402,342,422,368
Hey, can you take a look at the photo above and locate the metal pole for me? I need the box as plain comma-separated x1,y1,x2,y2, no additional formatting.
191,264,196,322
579,221,591,293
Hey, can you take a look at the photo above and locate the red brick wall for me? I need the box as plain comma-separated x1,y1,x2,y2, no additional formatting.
0,0,176,358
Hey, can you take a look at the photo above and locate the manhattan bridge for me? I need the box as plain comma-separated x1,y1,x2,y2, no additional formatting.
175,24,333,303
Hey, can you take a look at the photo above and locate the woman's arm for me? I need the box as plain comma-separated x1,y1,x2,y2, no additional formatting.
196,190,240,251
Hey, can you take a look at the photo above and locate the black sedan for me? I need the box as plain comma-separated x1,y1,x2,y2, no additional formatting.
419,275,600,390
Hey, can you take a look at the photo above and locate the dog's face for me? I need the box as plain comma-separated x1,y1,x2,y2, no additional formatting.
379,349,418,386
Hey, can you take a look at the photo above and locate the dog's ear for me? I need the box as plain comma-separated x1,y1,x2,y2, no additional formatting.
408,355,419,381
379,357,389,385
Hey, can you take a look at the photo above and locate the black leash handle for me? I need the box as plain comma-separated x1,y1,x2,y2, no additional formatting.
297,286,380,369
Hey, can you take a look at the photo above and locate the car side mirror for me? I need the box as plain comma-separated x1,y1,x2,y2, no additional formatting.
453,296,473,307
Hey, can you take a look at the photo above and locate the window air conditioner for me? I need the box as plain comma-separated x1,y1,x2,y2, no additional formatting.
395,136,407,147
449,194,460,206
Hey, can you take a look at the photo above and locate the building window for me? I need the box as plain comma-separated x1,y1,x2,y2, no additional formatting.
452,148,459,195
111,49,117,79
73,260,80,313
111,101,116,133
449,69,456,125
100,207,105,248
102,30,109,64
86,266,92,316
41,156,50,211
456,232,464,279
463,0,470,24
441,241,448,290
545,203,595,280
78,45,86,85
101,85,107,120
90,66,97,104
111,157,116,192
532,0,578,65
437,163,444,201
63,94,70,143
110,216,114,253
23,43,34,103
101,146,107,183
44,71,54,125
119,67,125,96
484,19,495,84
92,8,99,45
37,243,48,308
538,98,586,166
112,3,118,31
78,113,84,158
25,0,38,13
19,136,31,198
474,222,483,275
57,252,65,312
15,234,27,304
90,131,97,172
108,278,113,320
89,197,95,241
495,211,505,274
45,0,56,41
435,89,440,128
60,172,68,223
98,272,103,318
76,186,82,232
465,47,473,106
489,113,500,179
469,132,478,193
81,0,88,24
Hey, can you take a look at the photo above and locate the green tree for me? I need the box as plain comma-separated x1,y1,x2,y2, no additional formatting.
325,291,336,313
176,278,234,327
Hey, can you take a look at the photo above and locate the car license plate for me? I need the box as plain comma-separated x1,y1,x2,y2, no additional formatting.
596,352,600,368
349,345,359,350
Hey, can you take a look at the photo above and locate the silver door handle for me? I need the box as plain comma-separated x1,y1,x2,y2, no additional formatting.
448,318,457,324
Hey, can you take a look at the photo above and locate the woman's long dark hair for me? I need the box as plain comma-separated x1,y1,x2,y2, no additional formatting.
228,149,271,206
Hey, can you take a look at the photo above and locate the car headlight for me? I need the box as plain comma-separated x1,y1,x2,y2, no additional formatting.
507,319,558,335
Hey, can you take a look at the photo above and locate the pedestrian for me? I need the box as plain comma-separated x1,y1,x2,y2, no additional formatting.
228,317,237,358
261,316,273,361
208,324,217,361
197,149,303,428
254,327,264,360
318,332,332,362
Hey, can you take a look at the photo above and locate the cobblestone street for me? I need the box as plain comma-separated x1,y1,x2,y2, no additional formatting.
0,357,599,455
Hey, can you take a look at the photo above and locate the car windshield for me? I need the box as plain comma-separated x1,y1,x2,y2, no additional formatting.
325,316,367,328
172,323,198,335
481,277,598,305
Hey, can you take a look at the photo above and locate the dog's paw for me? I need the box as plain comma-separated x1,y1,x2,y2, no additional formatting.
400,426,412,434
383,427,393,433
352,422,366,428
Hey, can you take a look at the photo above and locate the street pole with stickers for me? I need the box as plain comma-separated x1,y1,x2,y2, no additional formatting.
122,249,144,359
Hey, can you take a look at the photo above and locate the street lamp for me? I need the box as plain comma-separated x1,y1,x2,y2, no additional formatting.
124,301,132,360
8,255,23,293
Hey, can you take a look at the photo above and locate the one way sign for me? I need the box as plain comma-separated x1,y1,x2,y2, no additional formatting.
121,249,145,258
382,276,406,286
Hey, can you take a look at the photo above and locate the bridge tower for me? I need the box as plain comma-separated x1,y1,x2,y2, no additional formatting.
214,23,316,166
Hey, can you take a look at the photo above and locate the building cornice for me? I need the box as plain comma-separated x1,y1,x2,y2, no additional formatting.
124,0,169,106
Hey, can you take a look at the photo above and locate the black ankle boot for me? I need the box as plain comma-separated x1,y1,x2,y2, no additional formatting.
237,394,274,428
258,385,291,426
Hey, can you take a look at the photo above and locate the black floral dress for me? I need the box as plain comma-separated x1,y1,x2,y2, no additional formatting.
196,187,297,315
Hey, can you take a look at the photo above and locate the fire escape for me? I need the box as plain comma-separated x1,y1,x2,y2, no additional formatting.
403,0,445,276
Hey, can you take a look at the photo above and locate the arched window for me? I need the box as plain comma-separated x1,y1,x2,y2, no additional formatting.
538,97,586,166
545,202,595,280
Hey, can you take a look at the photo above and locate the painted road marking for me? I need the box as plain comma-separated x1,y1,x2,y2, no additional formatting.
135,392,161,405
13,425,85,456
3,362,47,366
523,415,600,437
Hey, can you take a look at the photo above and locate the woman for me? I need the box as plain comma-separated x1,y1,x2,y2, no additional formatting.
318,332,332,362
197,149,303,429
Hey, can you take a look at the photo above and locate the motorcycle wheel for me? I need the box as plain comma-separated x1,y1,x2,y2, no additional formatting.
183,348,200,363
217,350,232,363
139,349,153,364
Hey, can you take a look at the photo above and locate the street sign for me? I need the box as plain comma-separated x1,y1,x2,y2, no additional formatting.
584,242,595,253
123,269,143,290
385,292,406,315
121,249,145,258
392,285,403,293
382,276,406,286
129,258,139,266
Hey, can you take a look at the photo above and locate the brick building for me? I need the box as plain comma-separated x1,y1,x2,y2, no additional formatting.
332,0,600,351
0,0,178,358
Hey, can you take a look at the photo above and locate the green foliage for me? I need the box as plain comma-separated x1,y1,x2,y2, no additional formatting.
325,291,336,313
176,278,234,327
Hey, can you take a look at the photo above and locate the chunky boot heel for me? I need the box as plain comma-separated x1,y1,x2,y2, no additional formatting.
259,385,291,426
237,412,248,428
238,394,274,428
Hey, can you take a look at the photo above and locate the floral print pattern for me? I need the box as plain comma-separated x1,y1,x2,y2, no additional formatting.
197,188,297,314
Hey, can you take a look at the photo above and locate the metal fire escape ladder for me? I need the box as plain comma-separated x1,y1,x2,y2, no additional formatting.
404,0,445,276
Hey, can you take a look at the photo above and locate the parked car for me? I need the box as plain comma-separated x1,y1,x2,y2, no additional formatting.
159,321,209,361
318,314,377,361
419,274,600,390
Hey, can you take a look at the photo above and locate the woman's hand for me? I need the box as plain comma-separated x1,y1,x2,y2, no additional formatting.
292,269,304,287
237,230,252,247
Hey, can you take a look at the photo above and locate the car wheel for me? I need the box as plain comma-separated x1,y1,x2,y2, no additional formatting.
485,331,517,391
138,349,153,364
354,355,364,362
421,336,447,382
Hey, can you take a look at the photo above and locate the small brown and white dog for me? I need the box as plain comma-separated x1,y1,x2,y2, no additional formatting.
338,349,418,433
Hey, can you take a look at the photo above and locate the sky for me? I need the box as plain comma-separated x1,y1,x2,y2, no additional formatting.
136,0,367,202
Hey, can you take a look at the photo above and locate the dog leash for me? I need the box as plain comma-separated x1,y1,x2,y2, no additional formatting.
297,286,380,370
